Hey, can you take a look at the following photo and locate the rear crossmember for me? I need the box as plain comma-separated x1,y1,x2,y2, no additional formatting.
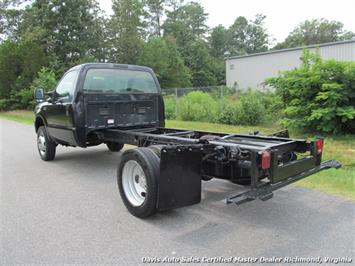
225,159,341,205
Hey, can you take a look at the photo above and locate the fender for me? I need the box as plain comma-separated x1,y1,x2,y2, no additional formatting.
34,114,47,130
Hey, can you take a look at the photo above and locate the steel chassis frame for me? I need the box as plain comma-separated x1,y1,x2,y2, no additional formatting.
95,127,341,207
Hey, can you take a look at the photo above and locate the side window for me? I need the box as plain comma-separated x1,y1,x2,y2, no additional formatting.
55,69,79,102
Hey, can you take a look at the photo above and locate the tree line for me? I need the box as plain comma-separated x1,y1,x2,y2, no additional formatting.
0,0,354,106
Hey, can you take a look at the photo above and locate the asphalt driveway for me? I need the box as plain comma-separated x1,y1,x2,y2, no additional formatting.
1,119,354,265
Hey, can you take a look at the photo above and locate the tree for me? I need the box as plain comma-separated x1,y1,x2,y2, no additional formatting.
183,39,217,86
162,2,217,86
274,19,355,49
143,0,187,37
0,39,47,99
165,0,183,10
208,25,229,59
207,25,229,85
144,0,165,37
163,1,208,40
138,37,191,88
0,0,24,41
228,14,269,55
107,0,145,64
17,0,103,71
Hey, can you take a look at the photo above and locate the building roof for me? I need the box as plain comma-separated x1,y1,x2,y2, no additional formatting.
225,39,355,60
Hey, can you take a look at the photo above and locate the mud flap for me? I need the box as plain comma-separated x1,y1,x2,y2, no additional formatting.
157,146,203,211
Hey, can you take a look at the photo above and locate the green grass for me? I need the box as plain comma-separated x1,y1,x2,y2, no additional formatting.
1,111,354,200
0,110,34,125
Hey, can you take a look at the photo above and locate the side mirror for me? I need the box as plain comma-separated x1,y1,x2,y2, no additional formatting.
34,86,45,102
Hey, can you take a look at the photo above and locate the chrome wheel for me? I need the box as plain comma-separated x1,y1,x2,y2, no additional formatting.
122,160,147,206
37,130,46,157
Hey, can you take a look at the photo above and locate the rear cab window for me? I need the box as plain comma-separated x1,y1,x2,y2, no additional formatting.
55,69,79,102
82,68,158,94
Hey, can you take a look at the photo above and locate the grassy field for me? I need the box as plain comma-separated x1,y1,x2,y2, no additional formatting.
0,110,34,125
1,110,354,200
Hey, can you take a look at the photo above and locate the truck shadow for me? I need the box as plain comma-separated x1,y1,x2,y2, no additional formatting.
145,180,353,257
54,145,122,164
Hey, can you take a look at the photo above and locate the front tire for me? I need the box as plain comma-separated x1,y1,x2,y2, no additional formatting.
37,126,56,161
117,148,160,218
106,142,124,152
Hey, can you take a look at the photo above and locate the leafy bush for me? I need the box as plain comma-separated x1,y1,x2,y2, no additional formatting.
218,100,243,125
259,90,284,122
238,91,265,125
0,99,12,111
0,40,47,100
8,67,57,110
170,89,276,126
178,91,218,122
267,50,355,134
11,89,35,110
164,96,177,119
218,91,266,125
30,67,57,93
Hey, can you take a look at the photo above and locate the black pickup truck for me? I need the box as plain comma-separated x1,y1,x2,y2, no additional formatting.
33,63,341,218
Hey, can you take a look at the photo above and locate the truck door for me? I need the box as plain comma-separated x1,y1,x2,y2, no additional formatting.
45,69,79,145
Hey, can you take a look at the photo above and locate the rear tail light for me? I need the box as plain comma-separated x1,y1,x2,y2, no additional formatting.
261,150,271,170
315,139,324,154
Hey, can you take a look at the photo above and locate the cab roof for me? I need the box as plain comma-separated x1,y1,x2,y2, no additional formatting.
67,63,154,73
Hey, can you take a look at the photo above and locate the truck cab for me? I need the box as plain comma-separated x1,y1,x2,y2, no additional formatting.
34,63,165,160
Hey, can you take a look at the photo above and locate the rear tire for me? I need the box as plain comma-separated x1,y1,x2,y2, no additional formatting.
117,148,160,218
147,145,165,158
106,142,124,152
37,126,56,161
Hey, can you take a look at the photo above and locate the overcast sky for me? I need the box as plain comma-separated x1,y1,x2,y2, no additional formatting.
98,0,355,44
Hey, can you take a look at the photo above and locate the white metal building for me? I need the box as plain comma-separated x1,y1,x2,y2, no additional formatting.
225,40,355,90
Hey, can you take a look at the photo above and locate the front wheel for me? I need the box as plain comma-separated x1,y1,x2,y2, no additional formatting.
37,126,56,161
117,148,160,218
